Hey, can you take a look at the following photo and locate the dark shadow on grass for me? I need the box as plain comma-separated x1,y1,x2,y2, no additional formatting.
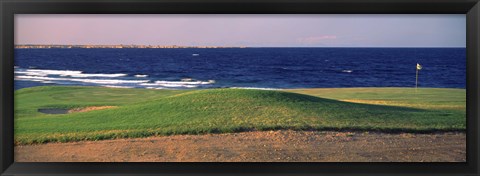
171,89,430,113
269,90,429,113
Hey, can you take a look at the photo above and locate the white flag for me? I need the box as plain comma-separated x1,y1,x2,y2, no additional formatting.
416,63,422,70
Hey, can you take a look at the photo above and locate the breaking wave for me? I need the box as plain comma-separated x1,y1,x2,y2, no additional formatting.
134,74,148,78
139,80,215,88
16,68,127,77
230,87,281,90
14,67,216,89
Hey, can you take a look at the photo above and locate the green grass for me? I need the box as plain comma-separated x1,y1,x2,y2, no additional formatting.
286,87,466,110
15,86,466,145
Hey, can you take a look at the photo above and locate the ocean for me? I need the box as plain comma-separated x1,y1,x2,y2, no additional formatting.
14,48,466,90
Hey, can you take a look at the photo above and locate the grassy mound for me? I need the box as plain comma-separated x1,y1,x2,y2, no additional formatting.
15,86,465,144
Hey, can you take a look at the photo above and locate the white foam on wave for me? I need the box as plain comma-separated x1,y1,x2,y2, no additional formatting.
230,87,280,90
155,80,215,85
163,84,198,88
74,73,127,78
145,87,165,90
15,69,127,78
140,82,198,88
139,79,215,88
15,71,49,77
14,68,218,90
15,75,149,85
102,85,134,89
342,70,353,73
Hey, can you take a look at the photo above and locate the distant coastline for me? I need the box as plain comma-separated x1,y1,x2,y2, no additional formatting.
15,45,466,49
15,44,247,49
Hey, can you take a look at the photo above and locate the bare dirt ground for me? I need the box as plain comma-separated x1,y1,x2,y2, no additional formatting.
15,130,466,162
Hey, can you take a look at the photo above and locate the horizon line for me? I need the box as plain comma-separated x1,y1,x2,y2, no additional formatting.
14,44,467,48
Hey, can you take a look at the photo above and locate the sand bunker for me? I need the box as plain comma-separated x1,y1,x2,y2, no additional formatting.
68,106,116,113
38,106,116,114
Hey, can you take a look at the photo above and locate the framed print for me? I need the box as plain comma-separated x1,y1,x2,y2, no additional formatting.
1,0,479,175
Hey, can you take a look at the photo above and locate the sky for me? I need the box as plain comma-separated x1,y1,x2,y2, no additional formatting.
15,14,466,47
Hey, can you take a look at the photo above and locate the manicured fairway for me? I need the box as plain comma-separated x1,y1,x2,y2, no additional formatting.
15,86,465,144
286,87,465,110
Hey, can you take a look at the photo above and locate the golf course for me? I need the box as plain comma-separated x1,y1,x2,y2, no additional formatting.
14,86,466,145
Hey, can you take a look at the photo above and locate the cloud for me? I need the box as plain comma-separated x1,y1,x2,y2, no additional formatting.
297,35,337,44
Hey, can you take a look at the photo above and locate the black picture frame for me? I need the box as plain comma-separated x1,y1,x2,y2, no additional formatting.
1,0,479,175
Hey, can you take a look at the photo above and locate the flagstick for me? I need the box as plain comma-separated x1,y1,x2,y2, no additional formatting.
415,67,419,93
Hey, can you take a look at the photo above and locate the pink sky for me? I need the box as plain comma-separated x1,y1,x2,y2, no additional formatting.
15,14,466,47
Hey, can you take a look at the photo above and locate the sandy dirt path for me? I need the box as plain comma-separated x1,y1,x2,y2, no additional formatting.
15,130,466,162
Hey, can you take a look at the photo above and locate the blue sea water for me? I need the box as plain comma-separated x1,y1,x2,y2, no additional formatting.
14,48,466,90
